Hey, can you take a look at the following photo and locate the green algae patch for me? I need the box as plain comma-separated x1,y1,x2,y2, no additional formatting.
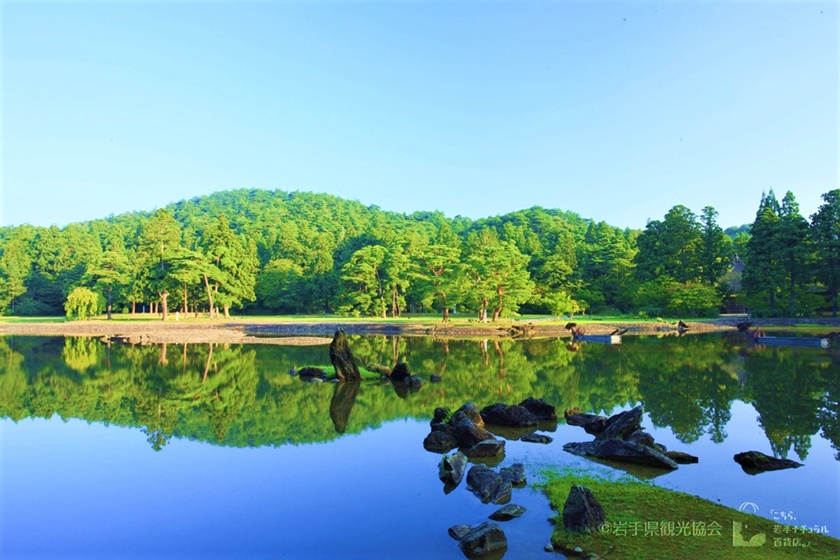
539,469,840,559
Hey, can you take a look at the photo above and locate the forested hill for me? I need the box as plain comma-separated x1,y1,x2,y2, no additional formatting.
0,188,837,318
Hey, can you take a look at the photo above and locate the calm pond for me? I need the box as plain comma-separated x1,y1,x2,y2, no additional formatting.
1,333,838,559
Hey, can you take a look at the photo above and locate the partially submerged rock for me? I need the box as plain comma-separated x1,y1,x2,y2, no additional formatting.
562,484,606,533
520,432,553,444
329,330,360,382
464,439,506,460
734,451,803,473
467,464,512,504
519,397,557,421
480,403,539,428
423,428,460,453
499,463,526,486
390,362,411,382
564,408,608,435
451,402,484,428
665,450,699,464
596,406,643,441
448,524,472,541
489,504,526,521
297,366,327,379
563,439,678,470
458,522,507,557
439,451,468,490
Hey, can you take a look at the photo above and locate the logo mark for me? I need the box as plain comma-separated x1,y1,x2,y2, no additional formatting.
739,502,760,514
733,521,766,547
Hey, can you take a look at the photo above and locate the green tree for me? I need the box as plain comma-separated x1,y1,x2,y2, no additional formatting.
200,214,258,318
698,206,733,286
138,209,183,320
743,191,784,315
634,205,702,284
65,286,104,320
810,189,840,316
777,192,810,315
414,224,462,321
84,236,131,320
339,244,387,317
0,229,34,314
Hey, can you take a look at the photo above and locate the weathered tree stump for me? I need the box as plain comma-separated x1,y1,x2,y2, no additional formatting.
329,329,360,382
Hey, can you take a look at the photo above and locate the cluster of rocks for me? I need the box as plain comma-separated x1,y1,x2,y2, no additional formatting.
423,399,557,461
430,400,556,557
563,405,698,469
444,461,528,557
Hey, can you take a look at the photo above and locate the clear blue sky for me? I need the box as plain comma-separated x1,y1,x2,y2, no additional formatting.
2,1,837,230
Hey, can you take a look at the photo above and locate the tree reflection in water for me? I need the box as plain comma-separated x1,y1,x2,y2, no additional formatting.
0,334,836,461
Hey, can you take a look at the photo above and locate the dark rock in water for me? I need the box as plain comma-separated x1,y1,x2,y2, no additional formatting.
454,417,495,449
520,432,553,444
430,374,442,383
562,485,606,533
329,330,361,382
465,439,506,460
432,407,451,425
390,362,411,382
626,429,655,447
499,463,526,486
467,465,512,504
404,375,424,389
596,405,643,441
489,504,526,521
665,451,699,464
448,525,472,541
439,451,468,489
481,403,539,428
451,402,485,428
654,443,668,453
564,408,608,434
519,397,557,421
424,429,460,453
563,439,678,470
734,451,803,473
458,522,507,557
298,366,327,379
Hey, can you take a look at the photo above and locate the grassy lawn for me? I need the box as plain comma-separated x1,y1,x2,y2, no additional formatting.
539,468,840,559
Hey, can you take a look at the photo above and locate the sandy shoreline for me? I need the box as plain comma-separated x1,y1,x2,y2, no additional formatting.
1,317,837,345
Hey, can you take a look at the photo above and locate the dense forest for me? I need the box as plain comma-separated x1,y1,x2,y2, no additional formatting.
0,188,837,319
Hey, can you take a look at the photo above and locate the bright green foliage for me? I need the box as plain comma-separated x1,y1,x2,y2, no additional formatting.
138,209,183,319
0,228,35,314
576,222,637,313
810,189,840,316
255,259,306,313
200,214,258,317
64,287,104,320
743,191,811,316
1,187,836,317
463,229,534,321
413,223,463,320
339,244,387,317
85,248,131,319
699,206,733,285
777,192,810,315
635,205,702,283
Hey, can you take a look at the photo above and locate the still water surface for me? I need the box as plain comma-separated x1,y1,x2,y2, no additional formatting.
1,334,838,559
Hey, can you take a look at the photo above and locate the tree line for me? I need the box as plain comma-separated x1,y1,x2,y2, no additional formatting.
0,188,837,319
